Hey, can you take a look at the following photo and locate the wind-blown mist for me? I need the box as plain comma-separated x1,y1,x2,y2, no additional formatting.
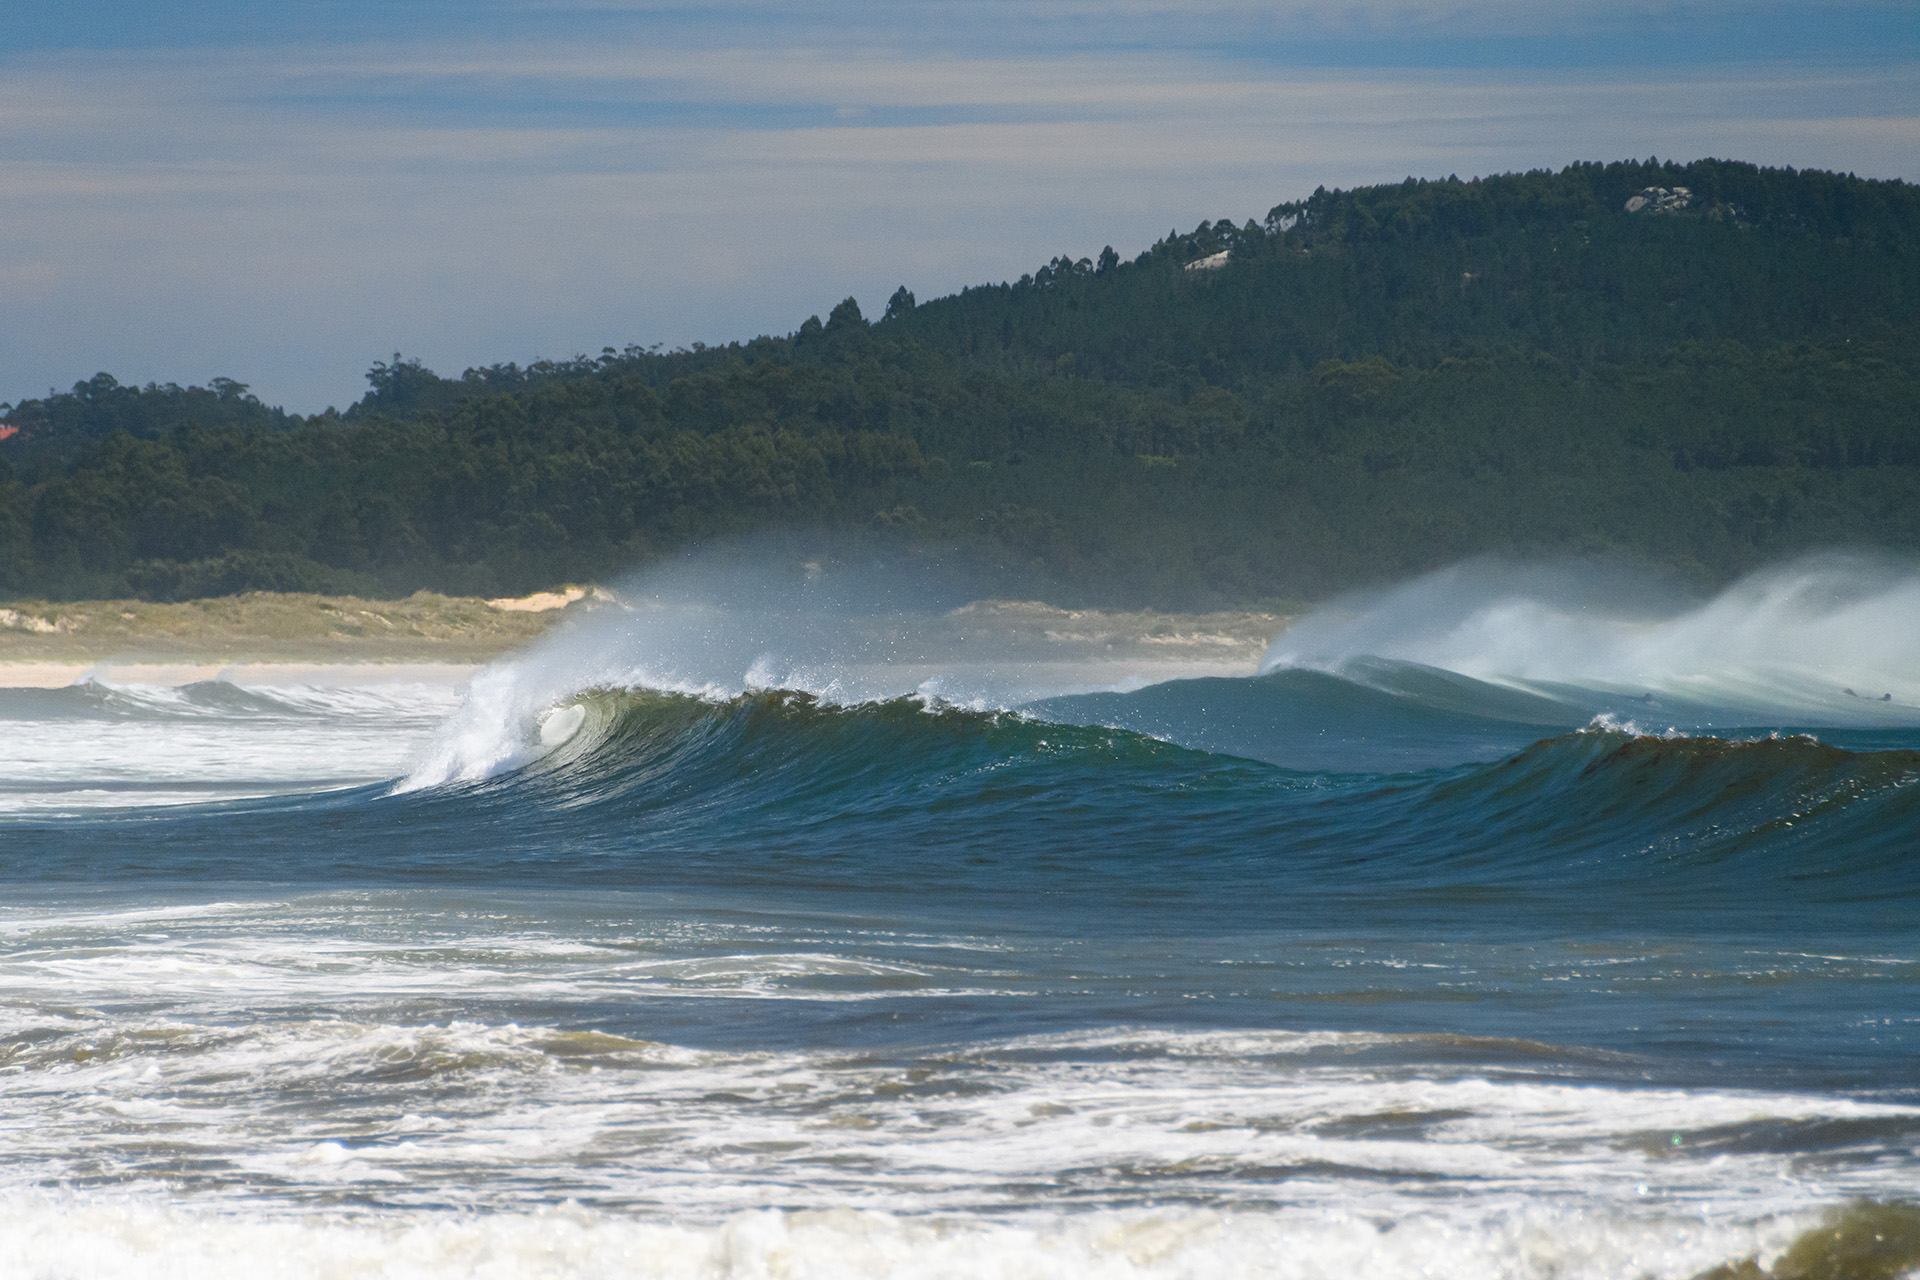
411,550,1920,792
406,550,1920,792
403,543,1259,788
1262,553,1920,725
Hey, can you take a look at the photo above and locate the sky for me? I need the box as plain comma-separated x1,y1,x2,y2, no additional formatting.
1,2,1915,413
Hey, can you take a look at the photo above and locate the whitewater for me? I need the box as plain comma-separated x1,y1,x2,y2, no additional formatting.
1,552,1917,1280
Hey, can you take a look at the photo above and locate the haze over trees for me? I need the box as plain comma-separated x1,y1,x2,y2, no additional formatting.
2,158,1916,606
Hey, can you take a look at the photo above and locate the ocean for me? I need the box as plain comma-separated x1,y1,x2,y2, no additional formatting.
2,552,1916,1279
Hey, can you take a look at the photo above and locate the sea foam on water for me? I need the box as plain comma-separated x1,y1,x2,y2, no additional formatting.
0,1194,1830,1280
5,552,1919,1278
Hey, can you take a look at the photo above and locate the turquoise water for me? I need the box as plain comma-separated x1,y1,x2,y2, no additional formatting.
1,557,1916,1278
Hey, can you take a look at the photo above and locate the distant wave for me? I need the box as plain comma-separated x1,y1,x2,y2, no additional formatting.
1264,552,1920,725
0,677,451,724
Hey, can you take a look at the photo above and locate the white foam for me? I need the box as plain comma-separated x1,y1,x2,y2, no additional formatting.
397,559,1250,789
1263,553,1920,723
0,891,1912,1275
0,677,466,812
0,1195,1818,1280
0,718,430,812
5,995,1915,1221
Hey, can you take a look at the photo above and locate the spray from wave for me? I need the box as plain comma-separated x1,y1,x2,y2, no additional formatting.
402,549,1920,793
400,544,1258,789
1262,553,1920,726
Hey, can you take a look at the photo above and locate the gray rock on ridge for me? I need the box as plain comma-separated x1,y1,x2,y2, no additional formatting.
1625,186,1694,214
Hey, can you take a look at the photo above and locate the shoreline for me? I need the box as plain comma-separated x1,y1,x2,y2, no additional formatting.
0,661,484,689
0,589,576,671
0,590,1288,688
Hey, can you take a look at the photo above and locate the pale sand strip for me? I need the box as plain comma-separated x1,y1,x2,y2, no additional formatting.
0,592,1288,689
0,662,482,689
0,657,1252,693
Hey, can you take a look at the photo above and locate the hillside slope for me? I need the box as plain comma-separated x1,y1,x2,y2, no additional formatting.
3,158,1916,607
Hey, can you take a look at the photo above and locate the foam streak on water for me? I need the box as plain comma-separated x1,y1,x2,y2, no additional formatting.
0,889,1913,1279
0,678,463,812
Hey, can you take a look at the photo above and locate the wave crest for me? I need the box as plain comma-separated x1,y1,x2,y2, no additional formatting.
1264,554,1920,726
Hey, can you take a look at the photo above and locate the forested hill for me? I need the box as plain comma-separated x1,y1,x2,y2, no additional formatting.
3,157,1918,606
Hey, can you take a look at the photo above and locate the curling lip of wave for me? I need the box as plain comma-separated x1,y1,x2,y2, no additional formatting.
403,685,1228,796
375,685,1920,897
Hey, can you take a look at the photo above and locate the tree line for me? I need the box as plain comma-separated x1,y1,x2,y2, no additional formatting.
2,157,1916,606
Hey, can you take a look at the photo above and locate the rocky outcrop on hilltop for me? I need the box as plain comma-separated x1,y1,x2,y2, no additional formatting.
1625,186,1693,213
1625,185,1748,222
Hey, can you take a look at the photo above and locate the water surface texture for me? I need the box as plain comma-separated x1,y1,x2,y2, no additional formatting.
2,554,1917,1279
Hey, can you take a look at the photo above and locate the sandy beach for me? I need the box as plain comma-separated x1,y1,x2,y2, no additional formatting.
0,590,1287,687
0,661,485,689
0,590,575,671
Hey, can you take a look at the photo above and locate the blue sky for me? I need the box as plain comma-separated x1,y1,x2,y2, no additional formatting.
2,2,1915,411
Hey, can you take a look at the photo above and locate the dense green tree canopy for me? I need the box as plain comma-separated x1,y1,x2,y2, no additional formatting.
2,158,1916,605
